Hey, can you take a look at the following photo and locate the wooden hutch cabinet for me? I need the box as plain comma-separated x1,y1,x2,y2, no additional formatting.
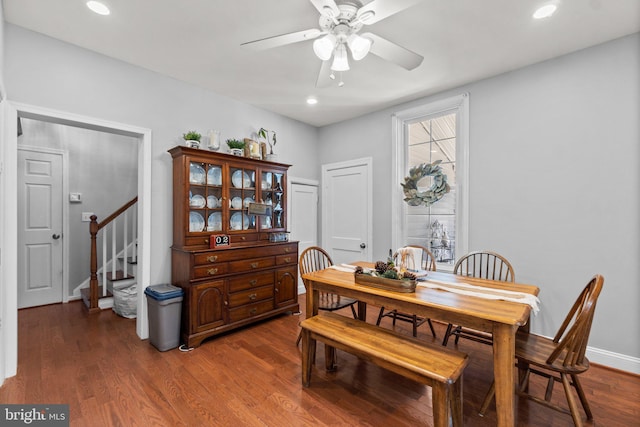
169,146,299,347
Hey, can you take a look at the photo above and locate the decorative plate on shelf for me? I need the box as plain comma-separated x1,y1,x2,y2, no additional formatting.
189,212,205,232
207,167,222,186
232,170,251,188
231,196,243,209
189,194,206,208
207,195,218,208
243,197,254,208
189,163,206,184
230,212,250,230
207,212,222,231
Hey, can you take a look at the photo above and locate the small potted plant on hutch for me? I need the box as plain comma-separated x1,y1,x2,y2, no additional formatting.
183,131,202,148
226,138,245,156
258,128,277,161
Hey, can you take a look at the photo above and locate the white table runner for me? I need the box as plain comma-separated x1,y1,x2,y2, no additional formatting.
418,278,540,314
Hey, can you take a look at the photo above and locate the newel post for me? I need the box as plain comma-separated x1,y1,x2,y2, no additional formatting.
89,214,100,312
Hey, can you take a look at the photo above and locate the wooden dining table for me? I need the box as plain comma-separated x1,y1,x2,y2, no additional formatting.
303,263,540,427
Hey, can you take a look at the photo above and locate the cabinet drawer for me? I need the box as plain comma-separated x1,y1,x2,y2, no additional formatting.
279,243,297,255
229,257,275,272
193,251,236,266
228,285,273,308
276,254,296,266
193,263,229,279
228,299,274,323
230,233,259,244
228,271,274,293
184,236,211,247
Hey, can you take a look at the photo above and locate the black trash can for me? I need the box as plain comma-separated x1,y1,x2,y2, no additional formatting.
144,284,184,351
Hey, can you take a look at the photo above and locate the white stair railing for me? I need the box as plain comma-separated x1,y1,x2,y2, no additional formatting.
88,197,138,312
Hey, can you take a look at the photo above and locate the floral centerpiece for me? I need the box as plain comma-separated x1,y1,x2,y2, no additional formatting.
354,259,417,293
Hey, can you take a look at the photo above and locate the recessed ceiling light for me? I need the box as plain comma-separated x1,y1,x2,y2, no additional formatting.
533,4,557,19
306,97,318,105
87,1,110,16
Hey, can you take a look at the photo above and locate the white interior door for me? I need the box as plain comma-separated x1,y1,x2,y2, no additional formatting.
17,148,64,308
322,158,372,265
290,182,318,253
289,181,318,291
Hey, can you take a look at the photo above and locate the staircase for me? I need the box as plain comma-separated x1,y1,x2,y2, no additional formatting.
80,197,138,313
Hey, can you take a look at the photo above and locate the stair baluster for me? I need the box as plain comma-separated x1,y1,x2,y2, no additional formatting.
86,197,138,312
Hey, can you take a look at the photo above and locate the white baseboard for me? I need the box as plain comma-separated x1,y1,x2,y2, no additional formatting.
587,346,640,375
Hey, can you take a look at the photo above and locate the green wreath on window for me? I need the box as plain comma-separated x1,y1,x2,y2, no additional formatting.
401,160,451,207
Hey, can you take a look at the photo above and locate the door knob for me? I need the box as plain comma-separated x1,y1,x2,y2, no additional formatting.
360,243,366,249
52,234,61,240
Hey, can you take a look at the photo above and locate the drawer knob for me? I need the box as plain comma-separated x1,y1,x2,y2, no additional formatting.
250,262,259,268
207,268,218,275
207,255,218,262
248,293,257,300
249,279,257,286
283,257,291,263
284,248,291,253
241,236,246,241
204,238,209,244
249,308,257,315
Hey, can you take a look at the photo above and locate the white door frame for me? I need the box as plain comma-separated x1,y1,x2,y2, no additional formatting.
18,145,70,305
321,157,373,262
1,101,152,382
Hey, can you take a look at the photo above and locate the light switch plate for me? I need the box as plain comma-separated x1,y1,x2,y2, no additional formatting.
81,212,94,222
69,192,82,202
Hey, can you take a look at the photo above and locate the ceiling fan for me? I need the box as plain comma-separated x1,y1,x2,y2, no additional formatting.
241,0,425,87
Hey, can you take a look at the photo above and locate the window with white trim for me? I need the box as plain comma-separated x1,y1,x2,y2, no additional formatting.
392,94,469,271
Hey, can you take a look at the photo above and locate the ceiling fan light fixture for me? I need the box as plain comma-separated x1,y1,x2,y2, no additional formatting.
347,34,372,60
86,1,110,15
331,44,350,71
533,4,557,19
313,34,336,61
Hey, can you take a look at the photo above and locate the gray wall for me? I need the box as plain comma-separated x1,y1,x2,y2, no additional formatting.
318,33,640,360
17,118,138,294
5,23,320,288
4,20,639,363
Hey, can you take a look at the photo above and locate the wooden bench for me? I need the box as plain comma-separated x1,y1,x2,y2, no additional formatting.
300,312,469,427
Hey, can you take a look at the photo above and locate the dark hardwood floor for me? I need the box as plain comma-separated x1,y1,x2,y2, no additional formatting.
1,295,638,426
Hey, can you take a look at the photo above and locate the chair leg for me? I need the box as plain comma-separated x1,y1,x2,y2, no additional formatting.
295,329,302,347
453,326,462,345
561,373,584,427
412,314,418,337
391,310,398,326
572,375,593,420
350,304,358,319
427,319,437,338
376,307,385,326
478,381,495,416
442,323,454,346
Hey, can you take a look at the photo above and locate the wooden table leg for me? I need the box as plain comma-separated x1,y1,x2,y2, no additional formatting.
492,323,517,427
306,281,319,319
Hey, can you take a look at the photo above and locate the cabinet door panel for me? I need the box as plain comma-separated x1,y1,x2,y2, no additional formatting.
191,281,226,333
275,266,297,307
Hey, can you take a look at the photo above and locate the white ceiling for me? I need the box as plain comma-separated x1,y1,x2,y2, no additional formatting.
4,0,639,127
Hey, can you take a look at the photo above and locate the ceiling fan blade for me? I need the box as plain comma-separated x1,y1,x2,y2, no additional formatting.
316,60,333,88
356,0,424,25
241,29,323,51
309,0,340,18
361,32,424,70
